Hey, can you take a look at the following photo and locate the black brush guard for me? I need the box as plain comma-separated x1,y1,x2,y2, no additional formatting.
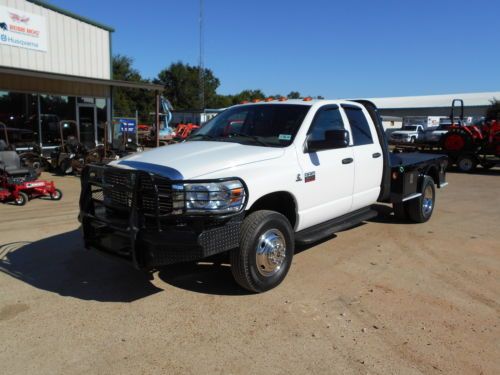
79,165,243,269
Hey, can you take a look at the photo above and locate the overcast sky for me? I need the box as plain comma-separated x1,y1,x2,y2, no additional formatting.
48,0,500,98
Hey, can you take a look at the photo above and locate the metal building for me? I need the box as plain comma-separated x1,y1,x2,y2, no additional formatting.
0,0,161,151
371,91,500,118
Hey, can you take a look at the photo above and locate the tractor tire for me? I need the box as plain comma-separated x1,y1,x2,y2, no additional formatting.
14,192,29,206
441,128,473,153
456,155,477,173
407,176,435,223
59,158,73,175
230,210,294,293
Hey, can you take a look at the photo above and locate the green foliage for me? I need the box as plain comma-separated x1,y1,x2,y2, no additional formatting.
156,61,220,110
112,55,154,121
113,56,319,117
287,91,301,99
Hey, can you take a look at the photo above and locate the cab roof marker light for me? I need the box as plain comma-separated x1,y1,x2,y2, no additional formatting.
303,97,313,101
265,97,274,102
252,99,262,103
278,97,287,101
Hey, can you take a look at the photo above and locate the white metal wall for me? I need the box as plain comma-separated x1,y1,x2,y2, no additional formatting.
0,0,111,79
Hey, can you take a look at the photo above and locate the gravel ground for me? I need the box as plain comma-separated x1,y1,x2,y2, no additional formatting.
0,169,499,375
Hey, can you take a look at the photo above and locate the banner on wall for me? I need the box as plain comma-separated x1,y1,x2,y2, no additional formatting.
0,5,47,52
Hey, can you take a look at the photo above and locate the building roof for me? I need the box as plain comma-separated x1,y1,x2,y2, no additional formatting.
27,0,114,32
0,66,164,91
367,92,500,109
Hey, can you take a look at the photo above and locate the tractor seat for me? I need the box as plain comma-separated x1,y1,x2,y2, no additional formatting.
0,150,31,176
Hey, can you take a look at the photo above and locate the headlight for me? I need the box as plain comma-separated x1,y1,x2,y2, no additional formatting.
181,179,246,214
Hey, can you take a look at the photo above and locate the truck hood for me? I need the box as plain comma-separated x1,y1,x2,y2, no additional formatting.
110,141,285,179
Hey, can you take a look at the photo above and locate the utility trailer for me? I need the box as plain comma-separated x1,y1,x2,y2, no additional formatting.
392,99,500,172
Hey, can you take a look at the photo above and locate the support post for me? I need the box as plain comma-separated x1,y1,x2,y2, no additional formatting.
155,91,160,148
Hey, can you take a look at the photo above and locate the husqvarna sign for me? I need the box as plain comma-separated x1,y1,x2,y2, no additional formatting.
0,6,47,52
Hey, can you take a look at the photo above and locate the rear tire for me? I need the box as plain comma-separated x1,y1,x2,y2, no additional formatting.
407,176,435,223
230,210,294,293
50,188,63,201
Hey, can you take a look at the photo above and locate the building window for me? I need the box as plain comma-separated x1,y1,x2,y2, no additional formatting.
40,95,77,147
96,98,108,144
0,91,38,148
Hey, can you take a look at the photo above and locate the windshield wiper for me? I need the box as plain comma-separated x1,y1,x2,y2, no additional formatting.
227,132,268,146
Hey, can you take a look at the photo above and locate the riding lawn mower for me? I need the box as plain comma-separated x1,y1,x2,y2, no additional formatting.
0,140,62,206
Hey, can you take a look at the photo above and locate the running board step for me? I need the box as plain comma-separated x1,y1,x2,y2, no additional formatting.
295,208,378,245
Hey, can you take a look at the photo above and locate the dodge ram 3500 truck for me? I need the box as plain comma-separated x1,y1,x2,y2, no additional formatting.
79,99,448,292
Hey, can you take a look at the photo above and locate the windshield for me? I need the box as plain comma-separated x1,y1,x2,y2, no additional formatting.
188,104,310,147
402,125,419,131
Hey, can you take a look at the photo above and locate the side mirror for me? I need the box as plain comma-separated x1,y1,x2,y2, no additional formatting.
306,129,350,152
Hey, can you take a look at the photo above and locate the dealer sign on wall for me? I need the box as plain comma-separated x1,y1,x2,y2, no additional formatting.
0,5,47,52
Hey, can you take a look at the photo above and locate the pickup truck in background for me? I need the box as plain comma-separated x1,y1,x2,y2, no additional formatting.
389,124,425,144
79,99,448,292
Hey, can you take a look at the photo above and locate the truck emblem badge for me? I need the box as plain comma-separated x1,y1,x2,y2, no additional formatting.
296,174,302,182
304,171,316,183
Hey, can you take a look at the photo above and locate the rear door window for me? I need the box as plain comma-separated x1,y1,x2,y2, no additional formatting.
342,105,373,146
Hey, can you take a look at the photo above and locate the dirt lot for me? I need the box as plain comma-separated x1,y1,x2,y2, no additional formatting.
0,170,499,375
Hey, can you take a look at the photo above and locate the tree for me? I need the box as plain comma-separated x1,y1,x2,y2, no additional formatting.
112,55,154,121
230,90,266,105
287,91,301,99
156,62,221,110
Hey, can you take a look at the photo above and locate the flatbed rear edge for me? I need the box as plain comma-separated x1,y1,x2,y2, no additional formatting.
387,152,447,204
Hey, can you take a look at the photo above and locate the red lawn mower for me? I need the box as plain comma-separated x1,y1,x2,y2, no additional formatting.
0,140,62,206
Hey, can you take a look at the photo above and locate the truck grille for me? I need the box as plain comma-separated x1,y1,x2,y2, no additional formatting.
91,167,174,216
138,174,174,214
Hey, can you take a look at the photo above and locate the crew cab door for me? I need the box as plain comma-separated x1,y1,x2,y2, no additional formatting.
341,104,383,211
295,105,355,229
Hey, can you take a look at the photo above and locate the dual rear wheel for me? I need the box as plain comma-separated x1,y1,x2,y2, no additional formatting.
393,176,435,223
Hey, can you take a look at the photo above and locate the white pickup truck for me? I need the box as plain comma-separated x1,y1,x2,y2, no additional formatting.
390,124,425,144
79,99,448,292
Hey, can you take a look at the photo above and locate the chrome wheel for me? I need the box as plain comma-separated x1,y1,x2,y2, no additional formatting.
422,184,434,216
255,229,286,277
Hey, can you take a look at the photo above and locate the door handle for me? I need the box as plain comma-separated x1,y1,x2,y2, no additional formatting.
372,152,381,158
342,158,354,164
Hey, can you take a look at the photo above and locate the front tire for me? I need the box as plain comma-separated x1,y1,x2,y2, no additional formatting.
407,176,435,223
230,210,294,293
14,192,28,206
